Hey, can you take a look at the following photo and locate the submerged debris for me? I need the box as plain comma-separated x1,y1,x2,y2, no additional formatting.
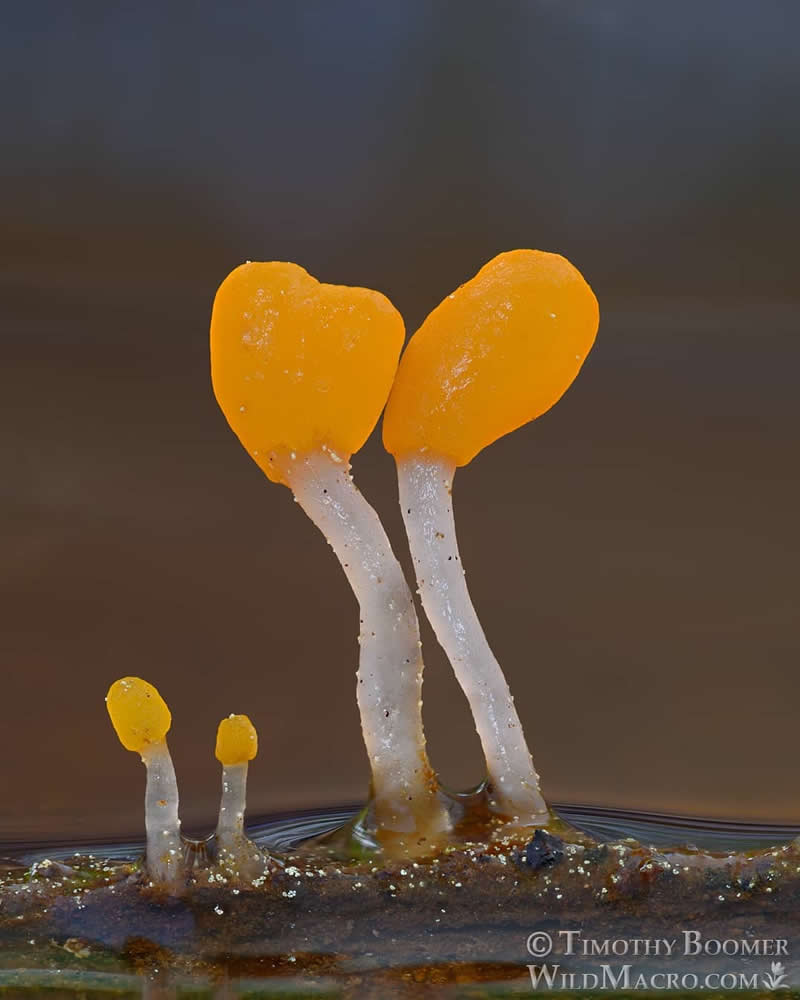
520,828,566,870
3,815,800,990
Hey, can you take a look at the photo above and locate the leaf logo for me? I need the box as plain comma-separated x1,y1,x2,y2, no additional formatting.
763,961,789,990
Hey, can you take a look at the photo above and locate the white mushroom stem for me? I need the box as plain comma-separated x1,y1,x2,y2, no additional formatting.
287,451,449,835
217,763,248,847
140,741,183,884
396,454,549,824
215,762,268,877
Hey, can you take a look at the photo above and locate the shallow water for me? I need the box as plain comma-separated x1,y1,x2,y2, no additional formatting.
6,801,799,866
3,802,800,998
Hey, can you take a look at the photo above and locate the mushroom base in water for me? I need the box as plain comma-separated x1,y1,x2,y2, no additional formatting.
3,253,792,992
3,806,800,994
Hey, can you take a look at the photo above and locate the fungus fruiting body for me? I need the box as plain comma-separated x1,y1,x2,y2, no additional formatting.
383,250,599,824
105,677,183,884
210,262,448,837
215,713,270,878
7,252,800,994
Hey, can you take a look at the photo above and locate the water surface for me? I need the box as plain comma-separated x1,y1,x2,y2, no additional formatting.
7,802,799,866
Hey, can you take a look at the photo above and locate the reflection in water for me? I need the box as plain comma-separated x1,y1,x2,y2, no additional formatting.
4,802,800,997
8,802,800,867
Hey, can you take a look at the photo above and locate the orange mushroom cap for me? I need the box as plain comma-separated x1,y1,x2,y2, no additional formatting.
211,262,405,485
106,677,171,754
215,714,258,766
383,250,599,466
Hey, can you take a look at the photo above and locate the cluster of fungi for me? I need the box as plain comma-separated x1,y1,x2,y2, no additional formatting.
106,679,268,887
107,250,599,886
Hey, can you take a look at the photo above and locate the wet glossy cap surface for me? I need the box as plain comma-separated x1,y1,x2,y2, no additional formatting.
215,713,258,766
383,250,599,466
211,262,405,484
106,677,171,754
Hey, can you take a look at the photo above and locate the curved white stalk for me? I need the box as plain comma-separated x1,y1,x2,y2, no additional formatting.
287,451,449,836
396,454,548,824
140,741,183,884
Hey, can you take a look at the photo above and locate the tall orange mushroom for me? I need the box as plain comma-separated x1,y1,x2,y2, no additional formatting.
211,262,448,837
383,250,599,824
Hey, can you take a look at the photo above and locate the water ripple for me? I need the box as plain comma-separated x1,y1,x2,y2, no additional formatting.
5,803,798,866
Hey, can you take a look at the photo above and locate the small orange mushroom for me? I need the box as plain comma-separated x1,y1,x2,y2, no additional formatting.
214,714,269,879
211,262,449,836
106,677,184,884
383,250,599,823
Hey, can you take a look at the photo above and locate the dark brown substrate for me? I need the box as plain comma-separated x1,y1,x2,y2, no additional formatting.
2,818,800,996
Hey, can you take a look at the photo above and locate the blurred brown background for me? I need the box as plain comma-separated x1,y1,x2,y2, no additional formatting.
2,1,799,841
